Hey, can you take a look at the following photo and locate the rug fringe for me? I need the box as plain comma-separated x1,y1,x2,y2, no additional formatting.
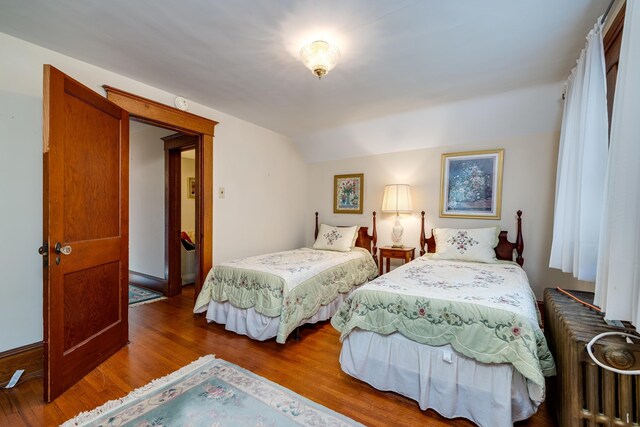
61,354,217,427
128,296,168,307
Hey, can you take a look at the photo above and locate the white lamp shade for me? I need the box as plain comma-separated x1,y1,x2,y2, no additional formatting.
381,184,413,213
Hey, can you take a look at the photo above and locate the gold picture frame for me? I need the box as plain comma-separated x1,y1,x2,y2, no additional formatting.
440,149,504,219
333,173,364,214
188,177,196,199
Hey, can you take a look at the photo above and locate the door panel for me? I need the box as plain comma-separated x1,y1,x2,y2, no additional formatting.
63,262,120,351
43,65,129,402
63,94,121,241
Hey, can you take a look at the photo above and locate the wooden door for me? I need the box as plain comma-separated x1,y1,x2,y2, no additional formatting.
42,65,129,402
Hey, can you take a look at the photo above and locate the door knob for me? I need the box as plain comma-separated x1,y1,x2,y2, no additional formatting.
55,242,72,255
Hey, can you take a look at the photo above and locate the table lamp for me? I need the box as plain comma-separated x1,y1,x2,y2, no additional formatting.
381,184,413,247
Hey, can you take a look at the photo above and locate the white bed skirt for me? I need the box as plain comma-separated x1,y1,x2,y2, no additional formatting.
205,291,352,341
340,330,543,427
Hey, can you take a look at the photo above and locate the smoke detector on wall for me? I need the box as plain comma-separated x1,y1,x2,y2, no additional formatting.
174,96,189,111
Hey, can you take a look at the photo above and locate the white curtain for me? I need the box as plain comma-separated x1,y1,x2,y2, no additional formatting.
595,1,640,327
549,20,608,281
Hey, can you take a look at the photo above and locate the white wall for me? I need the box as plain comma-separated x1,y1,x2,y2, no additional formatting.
129,124,173,278
0,32,307,352
214,117,309,262
306,85,593,299
295,83,565,163
181,155,196,232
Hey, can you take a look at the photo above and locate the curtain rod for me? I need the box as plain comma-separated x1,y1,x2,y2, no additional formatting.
600,0,617,25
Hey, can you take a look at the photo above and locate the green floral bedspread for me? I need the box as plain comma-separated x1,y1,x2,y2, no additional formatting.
194,247,378,343
331,256,555,390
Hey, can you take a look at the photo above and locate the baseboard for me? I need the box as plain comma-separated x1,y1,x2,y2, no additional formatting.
0,342,43,386
181,273,196,286
129,270,167,295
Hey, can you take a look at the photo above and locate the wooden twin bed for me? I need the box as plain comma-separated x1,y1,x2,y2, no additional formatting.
194,209,555,426
193,212,379,343
331,210,555,427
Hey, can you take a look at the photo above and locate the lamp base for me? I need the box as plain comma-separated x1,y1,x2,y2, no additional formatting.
391,244,405,248
391,214,404,247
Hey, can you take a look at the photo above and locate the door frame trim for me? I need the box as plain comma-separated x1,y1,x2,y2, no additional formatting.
104,86,216,301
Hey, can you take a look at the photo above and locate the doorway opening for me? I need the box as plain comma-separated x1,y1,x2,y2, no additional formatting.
164,133,199,296
105,85,216,302
177,148,197,287
128,121,199,298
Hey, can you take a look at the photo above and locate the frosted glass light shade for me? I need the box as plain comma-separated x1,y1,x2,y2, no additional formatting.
299,40,341,79
381,184,413,213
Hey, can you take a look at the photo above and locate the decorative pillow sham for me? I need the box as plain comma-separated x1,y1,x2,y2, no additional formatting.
313,224,358,252
431,227,500,263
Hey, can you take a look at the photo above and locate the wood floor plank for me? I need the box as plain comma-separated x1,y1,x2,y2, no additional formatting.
0,286,556,426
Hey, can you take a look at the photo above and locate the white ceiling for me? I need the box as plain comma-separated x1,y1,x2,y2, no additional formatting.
0,0,606,137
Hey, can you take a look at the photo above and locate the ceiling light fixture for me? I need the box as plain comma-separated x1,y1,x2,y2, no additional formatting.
299,40,341,79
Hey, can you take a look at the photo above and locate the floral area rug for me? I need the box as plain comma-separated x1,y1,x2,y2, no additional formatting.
128,285,166,307
62,355,362,427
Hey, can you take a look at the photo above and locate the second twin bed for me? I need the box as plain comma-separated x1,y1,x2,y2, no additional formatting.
193,210,555,427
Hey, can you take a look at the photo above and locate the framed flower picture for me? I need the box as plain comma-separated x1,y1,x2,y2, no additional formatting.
334,174,364,214
188,177,196,199
440,149,504,219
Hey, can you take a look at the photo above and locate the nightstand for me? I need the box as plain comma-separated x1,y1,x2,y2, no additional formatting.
378,246,415,275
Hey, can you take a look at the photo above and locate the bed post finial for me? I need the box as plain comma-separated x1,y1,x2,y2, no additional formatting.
420,211,426,256
515,210,524,266
372,211,378,261
315,212,319,240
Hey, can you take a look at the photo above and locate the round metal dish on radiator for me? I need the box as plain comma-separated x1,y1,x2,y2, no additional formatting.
603,346,635,370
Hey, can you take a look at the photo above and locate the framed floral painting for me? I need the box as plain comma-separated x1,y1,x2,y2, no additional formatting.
188,177,196,199
440,149,504,219
334,173,364,214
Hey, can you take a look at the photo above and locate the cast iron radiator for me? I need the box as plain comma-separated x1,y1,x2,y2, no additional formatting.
544,288,640,427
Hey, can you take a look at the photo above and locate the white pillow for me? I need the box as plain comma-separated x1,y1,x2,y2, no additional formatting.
432,227,500,263
313,224,358,252
351,226,361,248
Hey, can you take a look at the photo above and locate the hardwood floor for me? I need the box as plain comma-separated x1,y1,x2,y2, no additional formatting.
0,286,557,426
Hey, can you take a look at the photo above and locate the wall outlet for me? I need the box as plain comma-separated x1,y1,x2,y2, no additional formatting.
218,187,225,198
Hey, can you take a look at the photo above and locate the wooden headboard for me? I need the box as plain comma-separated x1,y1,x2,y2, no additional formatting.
419,210,524,266
315,211,378,258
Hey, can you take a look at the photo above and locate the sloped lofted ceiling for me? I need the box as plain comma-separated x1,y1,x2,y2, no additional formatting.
0,0,606,138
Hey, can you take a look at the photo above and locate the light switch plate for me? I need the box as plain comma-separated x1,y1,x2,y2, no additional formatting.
218,187,225,198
